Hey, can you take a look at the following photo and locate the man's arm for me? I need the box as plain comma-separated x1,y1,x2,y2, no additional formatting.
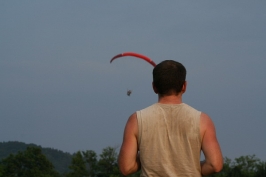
200,112,223,176
118,113,140,176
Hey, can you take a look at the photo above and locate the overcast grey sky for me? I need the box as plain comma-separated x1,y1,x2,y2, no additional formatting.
1,1,266,160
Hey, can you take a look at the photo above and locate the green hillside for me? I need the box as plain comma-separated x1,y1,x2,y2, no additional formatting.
0,141,72,174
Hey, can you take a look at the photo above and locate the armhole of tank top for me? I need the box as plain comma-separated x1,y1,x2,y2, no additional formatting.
197,111,202,144
136,111,142,147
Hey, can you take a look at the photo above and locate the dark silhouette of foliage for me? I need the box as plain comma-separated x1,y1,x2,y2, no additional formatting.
255,161,266,177
0,141,72,174
1,141,265,177
206,155,266,177
66,147,122,177
66,151,88,177
97,146,121,177
0,146,60,177
83,150,98,177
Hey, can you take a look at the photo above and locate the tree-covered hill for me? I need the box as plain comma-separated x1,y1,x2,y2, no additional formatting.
1,141,265,176
0,141,72,174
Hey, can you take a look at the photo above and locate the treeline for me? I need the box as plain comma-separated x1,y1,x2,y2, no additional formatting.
207,155,266,177
0,141,72,174
0,142,265,177
0,145,139,177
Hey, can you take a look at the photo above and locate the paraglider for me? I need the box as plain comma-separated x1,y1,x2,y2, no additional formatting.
127,90,132,96
110,52,156,67
110,52,156,96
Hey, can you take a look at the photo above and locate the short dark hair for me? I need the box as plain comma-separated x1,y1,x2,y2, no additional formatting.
153,60,186,95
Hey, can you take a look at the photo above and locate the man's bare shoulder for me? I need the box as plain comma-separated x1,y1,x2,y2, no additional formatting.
125,112,138,137
200,112,214,127
200,112,216,140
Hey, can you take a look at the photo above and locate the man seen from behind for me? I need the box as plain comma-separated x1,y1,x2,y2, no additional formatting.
118,60,223,176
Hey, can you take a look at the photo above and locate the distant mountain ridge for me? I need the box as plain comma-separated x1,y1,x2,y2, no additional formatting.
0,141,73,174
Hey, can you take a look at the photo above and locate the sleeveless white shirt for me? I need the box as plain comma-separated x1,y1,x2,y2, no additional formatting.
137,103,201,177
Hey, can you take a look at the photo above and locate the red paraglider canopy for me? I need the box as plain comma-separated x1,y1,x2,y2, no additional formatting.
110,52,156,67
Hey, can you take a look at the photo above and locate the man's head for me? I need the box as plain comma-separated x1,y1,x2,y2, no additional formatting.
152,60,186,96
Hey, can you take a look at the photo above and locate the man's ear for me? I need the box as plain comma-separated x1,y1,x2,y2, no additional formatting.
182,81,187,94
152,82,158,94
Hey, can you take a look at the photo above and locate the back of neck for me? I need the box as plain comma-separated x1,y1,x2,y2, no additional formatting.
158,94,183,104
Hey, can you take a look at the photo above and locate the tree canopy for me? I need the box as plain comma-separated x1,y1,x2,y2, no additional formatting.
0,142,265,177
0,146,60,177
